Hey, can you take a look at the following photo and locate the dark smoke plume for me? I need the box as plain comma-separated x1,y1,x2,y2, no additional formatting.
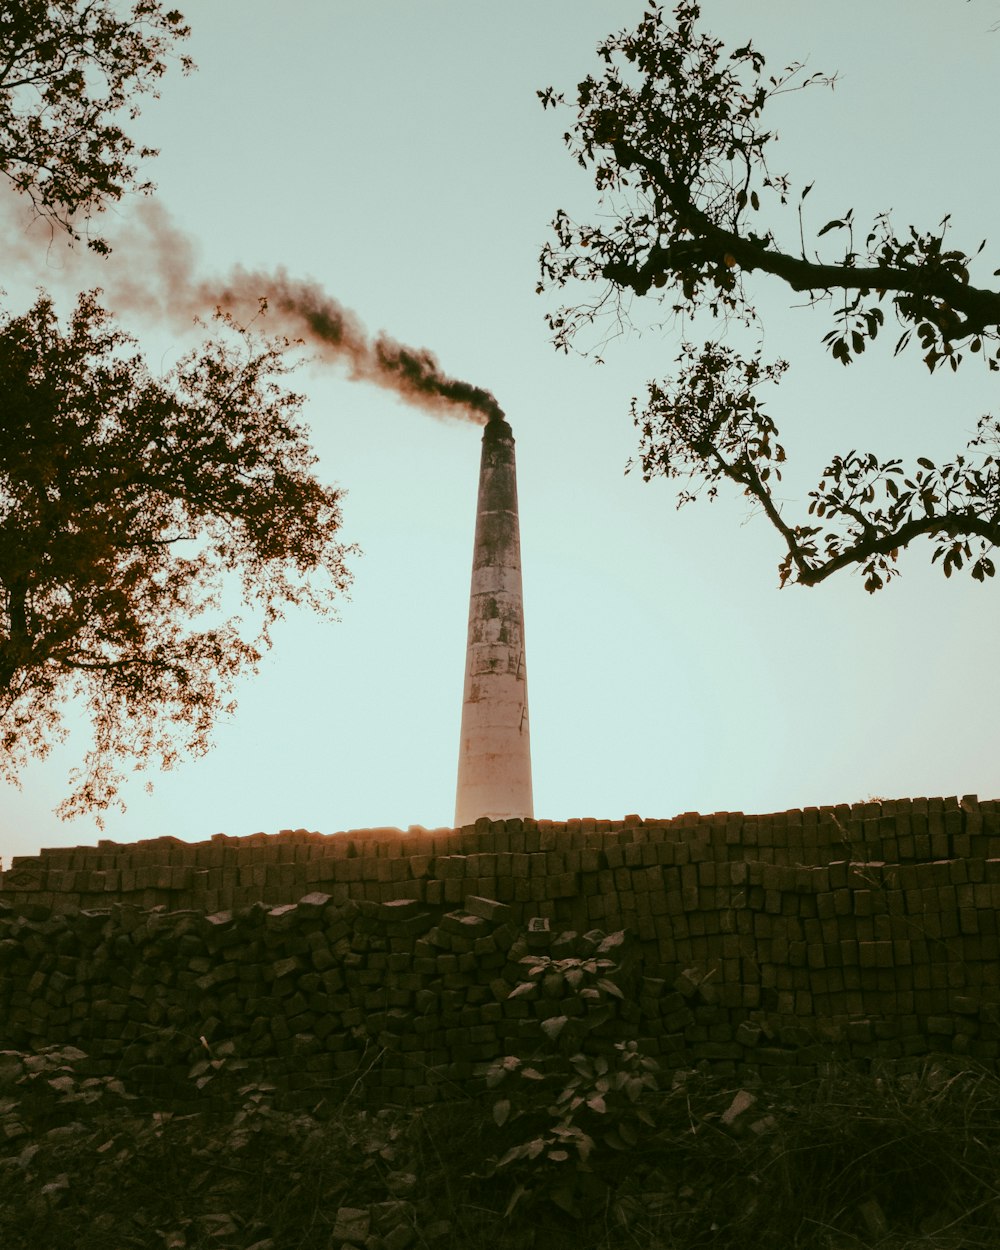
10,198,505,424
214,264,505,424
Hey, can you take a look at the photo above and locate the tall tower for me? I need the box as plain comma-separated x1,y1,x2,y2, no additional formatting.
455,416,533,826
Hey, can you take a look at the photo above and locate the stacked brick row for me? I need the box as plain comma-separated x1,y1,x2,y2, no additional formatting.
3,797,1000,1095
733,857,1000,1066
2,797,996,918
0,892,663,1106
2,823,585,916
0,890,522,1105
2,858,1000,1099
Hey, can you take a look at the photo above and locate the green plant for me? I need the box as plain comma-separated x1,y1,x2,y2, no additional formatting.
480,931,661,1219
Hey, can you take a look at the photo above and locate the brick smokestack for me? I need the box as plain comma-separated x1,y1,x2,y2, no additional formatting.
455,417,533,826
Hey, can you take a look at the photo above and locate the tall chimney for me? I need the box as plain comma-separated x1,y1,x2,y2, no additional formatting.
455,417,533,826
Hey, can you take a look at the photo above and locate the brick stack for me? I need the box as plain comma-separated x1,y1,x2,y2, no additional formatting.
1,797,999,1101
0,893,651,1107
2,798,993,917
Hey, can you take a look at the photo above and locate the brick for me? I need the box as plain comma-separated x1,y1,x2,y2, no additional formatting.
463,896,512,924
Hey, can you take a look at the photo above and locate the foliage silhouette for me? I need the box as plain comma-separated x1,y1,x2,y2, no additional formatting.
0,292,354,818
539,1,1000,592
0,0,192,249
480,931,660,1221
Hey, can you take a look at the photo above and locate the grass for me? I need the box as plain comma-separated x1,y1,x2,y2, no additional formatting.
2,1045,1000,1249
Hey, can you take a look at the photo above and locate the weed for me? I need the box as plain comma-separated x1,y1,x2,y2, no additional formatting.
478,931,661,1219
3,1034,1000,1247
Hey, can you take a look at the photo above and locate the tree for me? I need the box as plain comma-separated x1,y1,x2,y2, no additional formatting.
538,2,1000,593
0,0,192,248
0,292,354,818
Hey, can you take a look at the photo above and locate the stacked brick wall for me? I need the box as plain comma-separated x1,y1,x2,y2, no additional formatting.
1,796,999,1103
1,796,992,918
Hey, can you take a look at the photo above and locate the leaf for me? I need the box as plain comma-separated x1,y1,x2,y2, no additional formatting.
624,1077,646,1103
750,190,759,211
541,1015,569,1041
597,978,624,999
492,1145,522,1170
550,1186,579,1216
587,1094,607,1114
548,1149,570,1162
497,1143,529,1169
493,1099,511,1127
817,218,844,237
507,981,536,999
504,1184,527,1217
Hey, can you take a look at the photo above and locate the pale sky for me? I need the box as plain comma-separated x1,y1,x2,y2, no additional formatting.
3,2,1000,866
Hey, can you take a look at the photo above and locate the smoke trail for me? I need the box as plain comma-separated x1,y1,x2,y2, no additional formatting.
214,264,505,424
5,197,504,424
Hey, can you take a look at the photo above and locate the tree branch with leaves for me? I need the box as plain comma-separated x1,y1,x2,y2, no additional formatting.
0,292,355,819
538,1,1000,590
0,0,192,249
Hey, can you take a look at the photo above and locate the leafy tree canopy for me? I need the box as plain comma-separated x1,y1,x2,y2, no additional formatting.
539,2,1000,592
0,0,192,248
0,292,355,818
